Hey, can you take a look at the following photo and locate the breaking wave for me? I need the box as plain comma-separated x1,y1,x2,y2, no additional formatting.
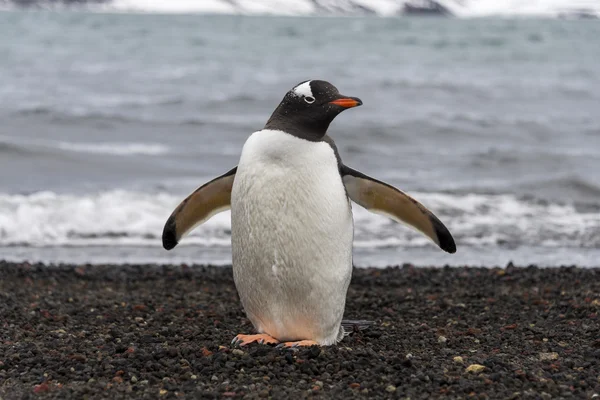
0,136,169,157
1,190,598,250
57,142,169,156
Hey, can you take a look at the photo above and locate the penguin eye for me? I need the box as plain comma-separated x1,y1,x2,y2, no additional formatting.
304,96,315,104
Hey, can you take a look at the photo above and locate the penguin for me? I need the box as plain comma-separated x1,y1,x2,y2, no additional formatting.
162,80,456,347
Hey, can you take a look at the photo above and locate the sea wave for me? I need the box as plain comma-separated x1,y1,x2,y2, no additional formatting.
12,95,185,117
57,142,169,156
0,135,170,157
0,190,598,250
0,141,38,156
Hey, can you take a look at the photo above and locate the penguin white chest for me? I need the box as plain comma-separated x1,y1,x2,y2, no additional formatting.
230,129,353,344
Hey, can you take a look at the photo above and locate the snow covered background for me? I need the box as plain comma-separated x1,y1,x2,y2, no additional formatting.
2,0,600,18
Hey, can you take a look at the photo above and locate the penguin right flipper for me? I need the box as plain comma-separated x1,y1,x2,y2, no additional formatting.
341,165,456,254
162,167,237,250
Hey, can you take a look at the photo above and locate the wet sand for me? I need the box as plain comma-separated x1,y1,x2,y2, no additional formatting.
1,261,599,399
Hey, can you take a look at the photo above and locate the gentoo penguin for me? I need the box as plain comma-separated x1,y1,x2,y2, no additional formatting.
162,80,456,347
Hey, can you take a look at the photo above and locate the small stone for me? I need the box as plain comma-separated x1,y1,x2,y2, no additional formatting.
539,352,559,361
438,336,447,344
33,383,50,393
386,385,397,393
131,376,138,383
314,380,323,387
211,375,219,382
232,349,245,356
159,389,167,396
466,364,486,373
190,375,197,380
453,356,464,364
71,354,86,362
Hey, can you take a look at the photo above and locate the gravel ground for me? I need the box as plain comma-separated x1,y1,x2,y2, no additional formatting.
1,261,599,399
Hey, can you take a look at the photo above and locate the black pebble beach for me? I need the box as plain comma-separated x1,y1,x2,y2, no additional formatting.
1,261,599,399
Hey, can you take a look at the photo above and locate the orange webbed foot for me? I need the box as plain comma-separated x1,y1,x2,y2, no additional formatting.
231,333,280,347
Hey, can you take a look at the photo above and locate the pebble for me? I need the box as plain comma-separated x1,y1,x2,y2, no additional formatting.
539,352,559,361
466,364,486,373
453,356,464,364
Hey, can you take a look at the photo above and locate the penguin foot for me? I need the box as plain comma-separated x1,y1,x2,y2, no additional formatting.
231,334,279,347
276,340,319,348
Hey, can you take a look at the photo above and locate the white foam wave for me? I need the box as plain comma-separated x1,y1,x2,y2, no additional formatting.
0,190,230,248
57,142,169,156
0,190,598,250
0,135,170,156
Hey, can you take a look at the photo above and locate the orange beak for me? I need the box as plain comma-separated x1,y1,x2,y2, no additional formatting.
329,97,363,108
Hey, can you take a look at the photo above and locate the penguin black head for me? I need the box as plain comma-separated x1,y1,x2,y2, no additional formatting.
264,80,362,141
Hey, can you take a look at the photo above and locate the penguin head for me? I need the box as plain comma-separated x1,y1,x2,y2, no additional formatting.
265,80,362,141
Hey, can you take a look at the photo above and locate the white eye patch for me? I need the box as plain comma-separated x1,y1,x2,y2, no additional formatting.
293,80,313,98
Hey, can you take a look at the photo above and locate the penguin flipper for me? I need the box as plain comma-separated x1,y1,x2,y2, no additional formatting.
341,165,456,254
162,166,237,250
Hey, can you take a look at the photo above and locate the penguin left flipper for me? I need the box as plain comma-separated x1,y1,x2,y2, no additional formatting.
162,166,237,250
341,165,456,254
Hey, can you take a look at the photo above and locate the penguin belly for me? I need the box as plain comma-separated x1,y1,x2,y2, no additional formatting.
231,129,353,345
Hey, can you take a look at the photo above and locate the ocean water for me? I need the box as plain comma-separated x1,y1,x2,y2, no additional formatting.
1,11,599,267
